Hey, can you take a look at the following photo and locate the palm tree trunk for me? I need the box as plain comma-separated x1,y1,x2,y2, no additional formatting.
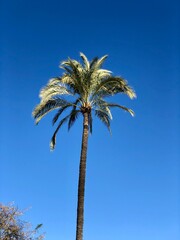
76,112,89,240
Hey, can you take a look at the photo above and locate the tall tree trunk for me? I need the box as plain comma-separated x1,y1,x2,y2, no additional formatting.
76,112,89,240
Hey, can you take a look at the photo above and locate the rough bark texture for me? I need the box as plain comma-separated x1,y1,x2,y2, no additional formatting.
76,112,89,240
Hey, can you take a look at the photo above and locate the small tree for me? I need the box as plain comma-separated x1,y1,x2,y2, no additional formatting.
0,203,44,240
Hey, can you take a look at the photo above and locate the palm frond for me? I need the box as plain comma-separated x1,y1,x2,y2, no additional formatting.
80,52,90,70
61,60,87,99
50,115,70,150
90,57,98,70
92,97,112,119
61,58,84,76
92,76,136,99
96,69,112,77
33,98,69,124
95,109,111,134
52,105,71,125
61,74,76,88
50,108,81,150
89,54,108,71
94,55,108,69
91,89,113,99
68,109,81,130
104,103,135,116
88,69,112,93
39,84,72,102
46,77,61,85
52,98,81,125
60,65,74,75
111,84,136,99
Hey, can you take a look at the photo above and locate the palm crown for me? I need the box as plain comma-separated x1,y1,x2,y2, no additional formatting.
32,52,136,150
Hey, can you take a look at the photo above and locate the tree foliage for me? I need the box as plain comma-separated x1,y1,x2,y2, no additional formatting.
32,52,136,150
0,203,44,240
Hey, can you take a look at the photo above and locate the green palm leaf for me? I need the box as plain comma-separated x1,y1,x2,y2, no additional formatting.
50,115,70,150
80,52,90,70
33,52,136,149
94,55,108,69
68,110,81,130
52,104,72,125
52,98,80,125
33,98,69,124
92,76,136,99
104,103,135,116
95,109,111,133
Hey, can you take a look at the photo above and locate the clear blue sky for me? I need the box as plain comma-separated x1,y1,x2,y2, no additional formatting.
1,0,179,239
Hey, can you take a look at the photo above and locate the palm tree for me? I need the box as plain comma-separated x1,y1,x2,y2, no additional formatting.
32,53,136,240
